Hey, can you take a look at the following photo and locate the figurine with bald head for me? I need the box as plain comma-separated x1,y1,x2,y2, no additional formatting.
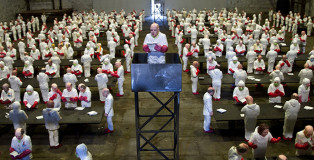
203,87,215,133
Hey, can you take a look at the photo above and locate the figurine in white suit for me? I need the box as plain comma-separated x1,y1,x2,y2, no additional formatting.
253,55,265,74
9,102,28,133
228,143,249,160
61,83,78,109
48,83,62,108
294,125,314,156
266,49,278,73
209,69,223,101
0,83,15,109
111,61,124,97
23,85,40,109
8,70,22,102
37,68,50,103
103,88,114,133
248,123,281,159
282,93,300,140
190,61,200,95
268,77,285,103
78,84,91,108
43,101,62,149
10,128,32,160
203,87,215,133
241,96,260,141
233,80,250,104
81,54,92,77
298,64,313,84
233,64,247,86
298,78,311,103
95,68,108,102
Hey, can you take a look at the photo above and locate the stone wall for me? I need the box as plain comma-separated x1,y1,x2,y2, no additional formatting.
0,0,27,22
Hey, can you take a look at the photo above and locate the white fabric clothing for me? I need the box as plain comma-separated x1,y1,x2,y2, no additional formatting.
79,90,91,108
266,50,278,73
298,83,310,103
246,51,257,73
241,104,260,140
48,90,62,108
269,70,284,82
209,69,222,99
117,66,125,95
81,55,92,77
62,88,78,108
249,127,273,159
298,68,313,84
8,75,22,101
268,83,284,103
283,99,300,138
295,129,314,156
9,106,28,132
23,91,40,106
63,73,78,88
228,61,240,74
253,59,265,74
190,65,198,93
143,32,168,49
203,92,213,131
11,135,32,160
95,73,108,101
37,73,49,102
228,146,243,160
233,87,250,102
233,69,247,86
45,64,58,78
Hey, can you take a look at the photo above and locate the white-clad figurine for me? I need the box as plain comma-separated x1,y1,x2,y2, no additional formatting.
228,56,240,75
123,44,131,73
10,128,32,160
176,32,184,57
143,23,168,53
282,93,300,140
235,41,246,56
45,59,57,78
23,85,40,109
62,82,79,109
66,43,74,59
190,26,198,43
199,35,211,53
266,49,278,73
108,37,117,58
78,84,91,108
298,64,313,84
7,45,17,60
74,33,83,48
37,68,50,103
51,52,61,78
298,78,310,103
190,42,200,58
111,61,124,97
286,49,298,73
84,43,94,57
81,53,92,77
213,40,223,57
203,87,215,133
95,68,108,103
233,64,247,86
294,125,314,156
245,47,257,73
18,41,26,60
3,53,14,74
0,83,15,109
206,56,219,75
228,143,249,160
76,143,93,160
63,68,78,89
102,58,114,77
306,55,314,70
22,61,34,78
248,123,281,159
48,83,62,108
8,70,22,102
209,69,223,101
71,59,83,77
300,31,307,54
233,80,250,104
9,102,28,133
182,43,192,72
226,46,236,64
270,65,284,82
253,55,265,74
103,88,114,133
0,61,10,79
277,55,291,73
43,100,62,149
268,77,285,103
241,96,260,141
190,61,200,95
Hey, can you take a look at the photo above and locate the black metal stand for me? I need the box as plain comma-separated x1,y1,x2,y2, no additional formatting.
134,92,180,160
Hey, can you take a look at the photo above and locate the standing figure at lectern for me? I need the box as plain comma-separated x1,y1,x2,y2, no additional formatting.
143,23,168,64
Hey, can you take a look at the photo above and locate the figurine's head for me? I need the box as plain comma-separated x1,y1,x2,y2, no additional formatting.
76,143,89,158
273,77,281,87
66,82,72,92
51,83,58,92
303,78,310,88
15,128,25,140
238,80,245,91
150,23,159,37
26,85,33,95
102,88,110,97
192,61,199,68
258,123,269,137
304,125,313,138
12,101,21,111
